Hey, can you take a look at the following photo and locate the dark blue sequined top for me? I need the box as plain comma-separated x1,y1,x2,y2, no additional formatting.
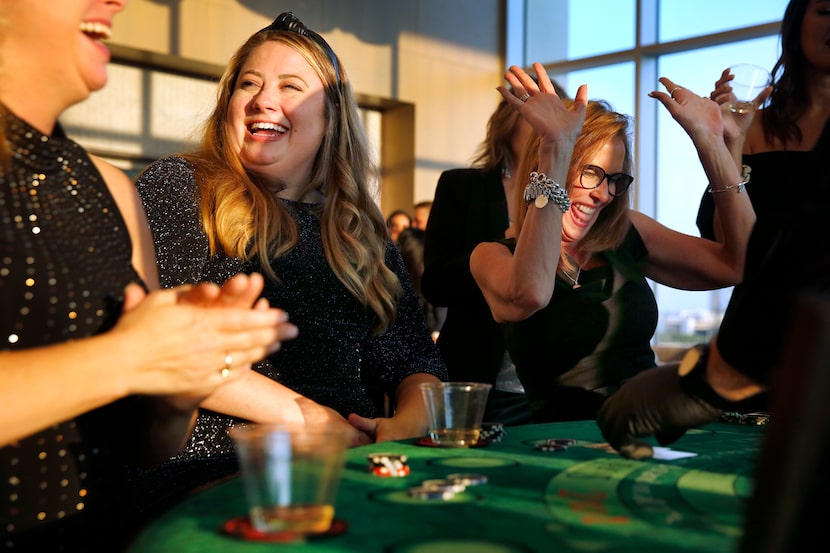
135,156,447,460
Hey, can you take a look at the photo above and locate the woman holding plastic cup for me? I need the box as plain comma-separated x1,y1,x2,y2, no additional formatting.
133,11,447,519
701,0,830,242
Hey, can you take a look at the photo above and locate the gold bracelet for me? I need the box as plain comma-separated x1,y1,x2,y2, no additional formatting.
708,164,751,194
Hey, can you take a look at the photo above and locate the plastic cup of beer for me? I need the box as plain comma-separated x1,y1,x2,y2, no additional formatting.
727,64,771,114
229,424,347,536
419,381,492,447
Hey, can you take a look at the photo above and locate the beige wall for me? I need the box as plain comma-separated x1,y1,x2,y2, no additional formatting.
106,0,506,215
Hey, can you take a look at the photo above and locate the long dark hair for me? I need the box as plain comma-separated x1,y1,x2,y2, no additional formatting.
762,0,810,146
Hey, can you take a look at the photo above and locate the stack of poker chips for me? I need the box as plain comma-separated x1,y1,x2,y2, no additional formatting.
407,473,488,500
368,453,410,477
533,438,577,452
479,422,506,443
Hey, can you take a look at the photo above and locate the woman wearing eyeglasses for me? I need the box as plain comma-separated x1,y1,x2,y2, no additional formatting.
133,12,446,515
470,64,756,423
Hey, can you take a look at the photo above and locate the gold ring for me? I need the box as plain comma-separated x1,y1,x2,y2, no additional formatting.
221,354,232,378
519,92,530,103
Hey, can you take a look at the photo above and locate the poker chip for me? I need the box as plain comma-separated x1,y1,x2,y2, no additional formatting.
446,473,488,486
543,438,577,446
368,453,410,477
479,423,506,443
421,479,467,493
407,485,458,500
222,516,348,541
534,443,568,452
719,411,772,426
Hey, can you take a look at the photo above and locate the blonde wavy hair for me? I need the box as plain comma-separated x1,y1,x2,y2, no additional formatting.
184,29,400,334
512,100,633,276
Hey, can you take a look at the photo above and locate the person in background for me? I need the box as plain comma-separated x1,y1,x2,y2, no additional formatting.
699,0,819,412
411,200,432,230
135,11,446,513
422,78,568,426
397,227,446,340
0,1,296,551
701,0,828,243
469,63,759,424
386,208,412,242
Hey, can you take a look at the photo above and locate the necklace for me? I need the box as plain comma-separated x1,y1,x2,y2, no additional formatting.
562,252,585,289
563,265,582,289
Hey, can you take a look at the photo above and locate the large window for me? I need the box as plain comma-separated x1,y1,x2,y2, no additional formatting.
509,0,787,346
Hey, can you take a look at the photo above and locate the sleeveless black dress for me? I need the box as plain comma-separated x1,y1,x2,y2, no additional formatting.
696,119,830,412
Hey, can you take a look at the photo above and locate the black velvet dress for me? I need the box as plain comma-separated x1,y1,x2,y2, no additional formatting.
500,227,658,423
696,119,830,412
696,119,830,240
0,108,147,552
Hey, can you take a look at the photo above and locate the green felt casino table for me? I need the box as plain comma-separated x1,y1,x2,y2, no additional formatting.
126,420,764,552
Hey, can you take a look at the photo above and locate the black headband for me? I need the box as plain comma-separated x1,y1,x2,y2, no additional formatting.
260,12,341,87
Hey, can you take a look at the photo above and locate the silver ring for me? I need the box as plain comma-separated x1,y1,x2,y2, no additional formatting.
220,354,232,378
669,87,683,98
519,92,530,103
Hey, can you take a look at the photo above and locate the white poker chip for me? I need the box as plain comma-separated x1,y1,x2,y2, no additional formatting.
535,443,568,452
446,473,488,486
421,479,466,493
407,485,457,500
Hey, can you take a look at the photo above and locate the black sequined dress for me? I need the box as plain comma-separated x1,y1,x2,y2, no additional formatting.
133,156,447,509
0,108,145,551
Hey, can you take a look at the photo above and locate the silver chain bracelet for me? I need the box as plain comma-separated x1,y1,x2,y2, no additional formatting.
523,172,571,213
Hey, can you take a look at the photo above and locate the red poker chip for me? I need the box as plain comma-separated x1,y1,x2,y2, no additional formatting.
368,453,410,477
222,516,347,542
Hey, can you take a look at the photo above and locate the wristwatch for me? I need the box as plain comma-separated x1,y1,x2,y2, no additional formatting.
678,344,734,410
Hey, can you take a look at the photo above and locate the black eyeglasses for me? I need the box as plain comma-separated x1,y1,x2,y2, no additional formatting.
578,164,633,197
261,12,342,88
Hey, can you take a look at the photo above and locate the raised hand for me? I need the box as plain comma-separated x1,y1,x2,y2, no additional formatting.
497,62,588,149
650,78,727,143
708,67,772,154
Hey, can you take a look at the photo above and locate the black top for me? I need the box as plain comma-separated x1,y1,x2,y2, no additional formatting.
501,226,657,422
697,119,830,386
422,167,511,385
0,108,147,551
129,156,448,520
696,119,830,240
717,194,830,384
136,156,447,456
